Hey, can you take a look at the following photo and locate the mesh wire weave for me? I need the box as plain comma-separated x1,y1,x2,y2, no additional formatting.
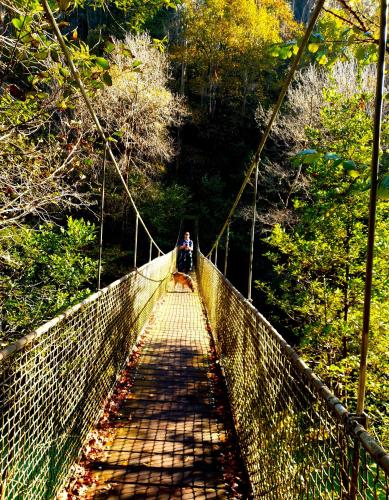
197,252,389,499
0,252,174,499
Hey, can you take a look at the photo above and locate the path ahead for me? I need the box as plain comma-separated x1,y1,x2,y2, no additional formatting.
90,287,227,499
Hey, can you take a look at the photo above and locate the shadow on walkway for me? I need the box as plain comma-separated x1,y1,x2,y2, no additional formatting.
87,289,227,500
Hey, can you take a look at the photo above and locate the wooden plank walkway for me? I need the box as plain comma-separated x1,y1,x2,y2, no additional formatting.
89,287,227,499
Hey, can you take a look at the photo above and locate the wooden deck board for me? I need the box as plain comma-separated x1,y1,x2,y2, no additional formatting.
87,286,227,499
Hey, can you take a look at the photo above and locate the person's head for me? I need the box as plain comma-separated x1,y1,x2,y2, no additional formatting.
184,231,190,240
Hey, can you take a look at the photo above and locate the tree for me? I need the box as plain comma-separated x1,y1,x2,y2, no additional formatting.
255,60,383,227
76,34,184,182
271,3,381,68
0,218,97,344
256,73,389,446
172,0,300,115
0,2,114,226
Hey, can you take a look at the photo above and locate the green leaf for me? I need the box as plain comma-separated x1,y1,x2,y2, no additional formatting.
269,46,280,57
279,45,293,60
355,45,367,62
90,80,104,90
12,18,23,30
122,48,133,58
102,71,112,86
304,153,321,164
36,49,49,61
343,160,357,171
378,175,389,200
308,43,319,54
294,150,321,166
312,32,325,42
317,53,328,65
59,66,70,78
104,41,115,54
132,59,143,70
296,149,318,157
348,170,360,179
325,153,341,161
95,57,110,70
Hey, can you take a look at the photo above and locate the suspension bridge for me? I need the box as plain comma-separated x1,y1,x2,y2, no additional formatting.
0,249,388,498
1,0,389,497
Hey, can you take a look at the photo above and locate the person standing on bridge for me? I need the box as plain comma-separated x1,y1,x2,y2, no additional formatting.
177,231,193,274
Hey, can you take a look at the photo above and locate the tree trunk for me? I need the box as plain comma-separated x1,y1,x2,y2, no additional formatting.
208,61,213,115
180,37,187,95
242,70,248,115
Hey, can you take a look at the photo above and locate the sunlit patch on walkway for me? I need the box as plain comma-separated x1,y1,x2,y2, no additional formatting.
87,285,227,499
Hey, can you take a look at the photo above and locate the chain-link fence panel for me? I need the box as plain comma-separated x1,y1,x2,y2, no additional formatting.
197,252,389,499
0,251,175,499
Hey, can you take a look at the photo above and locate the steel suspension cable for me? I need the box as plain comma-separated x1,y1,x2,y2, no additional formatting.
97,144,107,290
356,0,388,416
206,0,325,258
223,223,230,277
247,163,259,301
149,239,153,262
41,0,164,256
134,214,139,268
175,219,183,246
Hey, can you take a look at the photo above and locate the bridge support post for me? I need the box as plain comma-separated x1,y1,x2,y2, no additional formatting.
97,144,107,290
356,0,388,419
134,214,139,268
247,163,259,301
149,239,153,262
224,223,230,277
351,1,388,498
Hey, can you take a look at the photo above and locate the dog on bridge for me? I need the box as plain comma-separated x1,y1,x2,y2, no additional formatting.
172,272,194,292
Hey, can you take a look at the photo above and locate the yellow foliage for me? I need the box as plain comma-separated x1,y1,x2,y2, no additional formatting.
182,0,299,55
174,0,301,106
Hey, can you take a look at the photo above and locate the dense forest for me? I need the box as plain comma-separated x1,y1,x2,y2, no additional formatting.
0,0,388,449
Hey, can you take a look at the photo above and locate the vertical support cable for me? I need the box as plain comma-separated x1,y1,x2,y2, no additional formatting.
97,144,107,290
214,243,218,268
134,214,139,269
176,219,183,246
224,223,230,276
149,239,153,262
350,5,388,498
248,163,259,301
356,0,388,416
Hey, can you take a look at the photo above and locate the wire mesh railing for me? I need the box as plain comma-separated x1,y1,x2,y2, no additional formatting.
197,252,389,499
0,251,174,500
